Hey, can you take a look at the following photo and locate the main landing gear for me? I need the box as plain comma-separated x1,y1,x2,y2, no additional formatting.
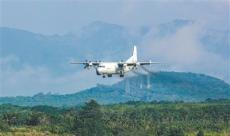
119,71,124,77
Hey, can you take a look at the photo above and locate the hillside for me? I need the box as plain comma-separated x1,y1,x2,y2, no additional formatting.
0,72,229,107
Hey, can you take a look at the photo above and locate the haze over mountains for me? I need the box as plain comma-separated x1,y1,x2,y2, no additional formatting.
0,19,229,96
0,72,229,107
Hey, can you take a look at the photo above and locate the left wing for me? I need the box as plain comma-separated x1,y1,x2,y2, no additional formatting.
70,61,100,69
70,62,100,66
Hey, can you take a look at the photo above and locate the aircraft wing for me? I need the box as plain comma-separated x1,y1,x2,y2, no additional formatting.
138,61,161,65
70,61,100,69
118,61,160,66
70,62,100,66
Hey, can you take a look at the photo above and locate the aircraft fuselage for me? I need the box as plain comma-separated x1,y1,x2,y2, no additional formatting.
96,62,135,77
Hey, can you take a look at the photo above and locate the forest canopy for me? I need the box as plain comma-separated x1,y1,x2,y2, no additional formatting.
0,99,229,136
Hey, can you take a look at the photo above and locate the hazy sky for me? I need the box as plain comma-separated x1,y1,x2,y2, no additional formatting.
1,0,229,34
0,0,229,96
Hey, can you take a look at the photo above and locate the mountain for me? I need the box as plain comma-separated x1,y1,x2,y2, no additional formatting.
2,20,228,66
1,20,229,96
0,22,134,76
0,27,78,75
0,21,133,64
1,19,228,67
0,72,229,107
201,29,230,58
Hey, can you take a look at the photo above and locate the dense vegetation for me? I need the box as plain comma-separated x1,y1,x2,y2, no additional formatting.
0,99,229,136
1,72,229,107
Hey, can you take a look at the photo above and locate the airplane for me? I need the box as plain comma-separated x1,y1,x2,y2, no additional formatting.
70,46,160,78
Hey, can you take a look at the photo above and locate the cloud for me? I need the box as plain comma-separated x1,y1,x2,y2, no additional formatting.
140,21,230,82
0,56,120,96
141,23,204,64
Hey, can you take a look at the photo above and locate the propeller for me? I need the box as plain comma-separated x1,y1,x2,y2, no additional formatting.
140,65,154,74
84,60,93,69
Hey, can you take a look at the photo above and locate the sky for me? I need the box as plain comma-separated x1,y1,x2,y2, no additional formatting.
0,0,229,96
1,0,229,34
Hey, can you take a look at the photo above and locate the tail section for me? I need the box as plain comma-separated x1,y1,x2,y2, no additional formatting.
126,46,137,63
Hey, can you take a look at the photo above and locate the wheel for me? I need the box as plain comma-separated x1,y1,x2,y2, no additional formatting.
119,70,124,77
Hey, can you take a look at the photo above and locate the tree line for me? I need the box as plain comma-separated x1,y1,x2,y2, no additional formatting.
0,99,229,136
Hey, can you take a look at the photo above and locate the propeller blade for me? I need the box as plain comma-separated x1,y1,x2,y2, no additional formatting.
140,65,154,74
131,70,144,76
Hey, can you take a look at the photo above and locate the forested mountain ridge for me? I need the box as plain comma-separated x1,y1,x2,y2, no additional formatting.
0,72,229,107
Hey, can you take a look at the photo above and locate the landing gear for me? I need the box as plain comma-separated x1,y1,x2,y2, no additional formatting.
119,71,124,77
102,75,106,78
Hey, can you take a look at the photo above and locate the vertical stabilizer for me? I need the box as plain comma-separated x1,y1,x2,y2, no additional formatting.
133,46,137,62
126,46,137,63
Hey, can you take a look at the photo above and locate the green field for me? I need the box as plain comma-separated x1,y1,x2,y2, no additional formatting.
0,99,229,136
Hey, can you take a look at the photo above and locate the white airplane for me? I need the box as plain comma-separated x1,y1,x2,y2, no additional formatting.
71,46,160,78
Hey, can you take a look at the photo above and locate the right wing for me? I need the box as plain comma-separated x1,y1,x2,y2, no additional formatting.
138,61,161,65
118,61,160,67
